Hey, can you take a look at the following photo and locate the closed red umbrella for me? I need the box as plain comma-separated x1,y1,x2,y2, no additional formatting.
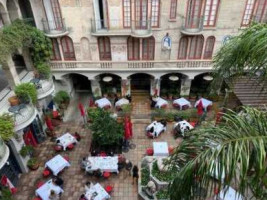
129,120,133,137
124,117,131,140
78,102,85,117
215,109,224,125
45,117,54,131
197,100,204,116
89,98,94,107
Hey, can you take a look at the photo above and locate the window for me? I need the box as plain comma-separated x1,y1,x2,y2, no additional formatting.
254,0,267,23
203,36,215,59
170,0,178,19
135,0,148,29
50,0,63,29
61,36,76,60
242,0,256,26
186,0,203,28
142,37,155,60
188,35,204,59
203,0,220,27
127,37,140,60
98,37,111,60
123,0,131,28
51,39,61,60
178,37,188,60
151,0,160,27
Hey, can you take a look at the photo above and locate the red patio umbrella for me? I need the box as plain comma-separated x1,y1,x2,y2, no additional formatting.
197,100,204,116
45,116,54,131
78,102,85,117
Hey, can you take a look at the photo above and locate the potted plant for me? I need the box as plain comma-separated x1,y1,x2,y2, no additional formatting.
27,158,39,170
0,113,15,141
173,92,180,100
53,91,70,109
189,92,197,101
166,112,174,122
14,83,37,104
36,63,51,80
152,109,166,121
87,107,102,122
20,145,34,158
8,95,20,106
121,104,132,117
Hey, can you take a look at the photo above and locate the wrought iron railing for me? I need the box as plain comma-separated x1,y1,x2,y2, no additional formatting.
42,18,67,34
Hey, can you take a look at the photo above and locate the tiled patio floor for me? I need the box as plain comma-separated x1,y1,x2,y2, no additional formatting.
13,95,180,200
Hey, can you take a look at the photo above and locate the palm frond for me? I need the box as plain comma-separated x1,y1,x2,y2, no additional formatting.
169,107,267,200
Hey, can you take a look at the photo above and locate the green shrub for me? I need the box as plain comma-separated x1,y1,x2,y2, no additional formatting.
1,187,13,200
141,166,150,186
27,157,38,168
87,108,102,121
36,63,51,79
121,104,131,116
20,145,34,158
151,161,178,182
15,83,37,104
53,91,70,105
0,113,14,141
156,189,170,199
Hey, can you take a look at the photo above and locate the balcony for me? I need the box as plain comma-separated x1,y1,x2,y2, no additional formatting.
41,18,69,37
181,17,204,35
50,60,212,71
0,138,9,169
91,19,152,37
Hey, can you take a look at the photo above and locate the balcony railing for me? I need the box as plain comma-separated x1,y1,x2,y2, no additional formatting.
0,138,9,169
91,19,152,37
37,78,55,100
181,16,204,35
50,60,212,70
42,18,68,36
13,104,36,131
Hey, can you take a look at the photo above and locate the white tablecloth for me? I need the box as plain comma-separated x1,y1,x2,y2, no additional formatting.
85,183,110,200
154,97,168,108
95,98,112,108
35,179,63,200
57,133,78,151
146,121,167,138
45,155,70,176
194,98,213,111
115,98,129,107
173,120,194,136
173,98,191,110
85,156,119,173
215,186,243,200
153,142,169,157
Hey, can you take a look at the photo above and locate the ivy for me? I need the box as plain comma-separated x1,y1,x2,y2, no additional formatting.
0,113,15,141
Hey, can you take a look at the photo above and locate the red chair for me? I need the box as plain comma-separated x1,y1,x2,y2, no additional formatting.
146,132,153,138
168,146,175,154
105,185,113,194
146,148,154,156
173,103,180,110
161,104,167,109
63,155,70,162
43,169,51,177
103,171,111,179
207,105,212,112
118,154,125,163
67,144,74,150
99,152,107,157
33,197,42,200
189,122,196,127
54,145,63,152
36,181,44,188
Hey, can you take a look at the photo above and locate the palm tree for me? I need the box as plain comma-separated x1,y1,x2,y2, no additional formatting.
168,107,267,200
212,23,267,87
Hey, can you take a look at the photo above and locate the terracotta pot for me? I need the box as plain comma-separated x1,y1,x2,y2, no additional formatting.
29,163,39,170
8,96,20,106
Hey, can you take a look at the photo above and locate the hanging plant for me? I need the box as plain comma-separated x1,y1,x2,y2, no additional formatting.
0,113,15,141
15,83,37,104
36,63,51,79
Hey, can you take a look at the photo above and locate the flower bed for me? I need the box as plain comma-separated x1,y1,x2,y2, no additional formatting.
156,189,170,200
151,161,177,182
141,166,150,186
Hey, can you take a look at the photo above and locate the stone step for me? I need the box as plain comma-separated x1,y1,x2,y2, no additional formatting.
131,118,151,124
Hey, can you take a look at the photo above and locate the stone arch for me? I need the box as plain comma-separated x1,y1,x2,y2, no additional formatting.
6,0,19,22
190,72,214,97
80,37,91,60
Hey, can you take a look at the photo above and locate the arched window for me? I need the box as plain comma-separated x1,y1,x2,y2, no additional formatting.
142,36,155,60
98,37,111,60
188,35,204,59
151,0,160,27
61,36,76,60
51,38,61,60
178,37,188,60
203,36,215,59
123,0,131,28
127,37,140,60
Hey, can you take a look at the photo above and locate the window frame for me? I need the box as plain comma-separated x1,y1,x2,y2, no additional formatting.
61,36,76,61
127,37,140,60
135,0,148,29
123,0,132,28
203,36,215,59
241,0,256,26
50,0,64,29
203,0,220,27
170,0,178,19
142,36,155,60
178,37,189,60
185,0,203,28
98,37,112,61
151,0,161,28
254,0,267,23
51,38,61,61
188,35,204,60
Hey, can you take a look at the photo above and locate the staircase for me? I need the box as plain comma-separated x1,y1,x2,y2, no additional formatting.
131,90,151,124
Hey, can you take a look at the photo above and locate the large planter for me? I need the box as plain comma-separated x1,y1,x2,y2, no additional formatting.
8,96,19,106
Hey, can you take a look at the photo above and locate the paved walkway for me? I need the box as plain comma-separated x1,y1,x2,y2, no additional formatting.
13,94,180,200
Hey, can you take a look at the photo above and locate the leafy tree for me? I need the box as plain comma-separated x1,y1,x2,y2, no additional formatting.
0,113,15,141
168,107,267,200
90,109,123,146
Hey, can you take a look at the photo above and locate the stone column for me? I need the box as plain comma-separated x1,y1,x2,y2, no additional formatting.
150,78,160,96
90,78,102,98
2,55,20,89
121,78,131,97
57,38,65,61
22,48,34,70
180,78,192,96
